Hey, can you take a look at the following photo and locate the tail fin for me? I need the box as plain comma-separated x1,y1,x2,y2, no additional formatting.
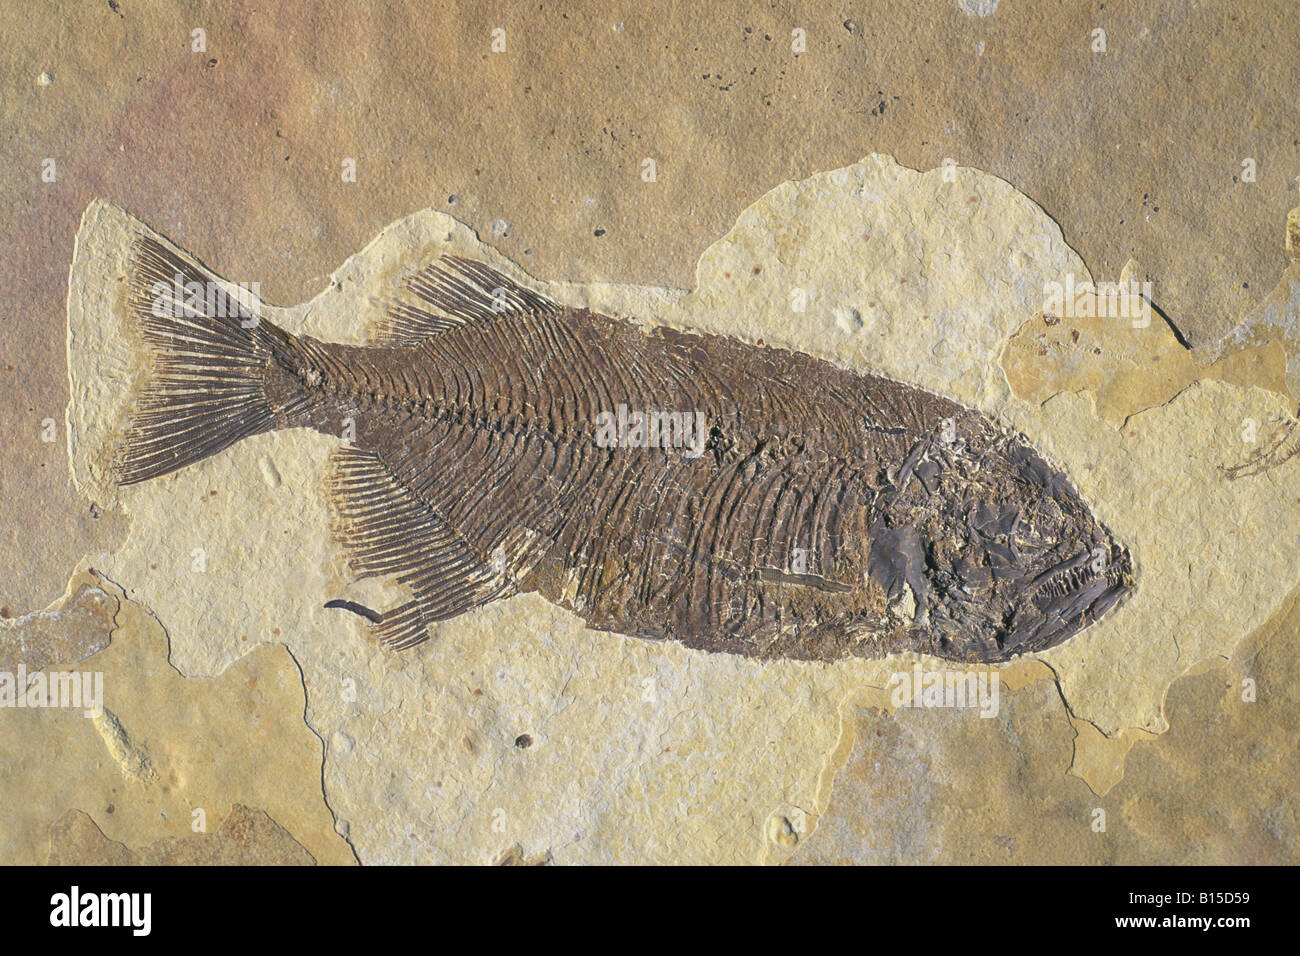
111,234,294,485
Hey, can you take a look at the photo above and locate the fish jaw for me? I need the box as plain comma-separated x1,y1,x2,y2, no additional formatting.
978,540,1134,662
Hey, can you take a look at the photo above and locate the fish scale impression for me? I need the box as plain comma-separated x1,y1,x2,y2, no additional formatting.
109,227,1134,665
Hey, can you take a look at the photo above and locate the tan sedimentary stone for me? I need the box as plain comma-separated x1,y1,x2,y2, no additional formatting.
793,577,1300,865
1001,303,1290,428
60,156,1300,863
47,804,317,865
0,571,354,865
0,571,116,672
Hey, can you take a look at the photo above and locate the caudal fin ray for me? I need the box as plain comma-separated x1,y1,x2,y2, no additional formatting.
112,235,292,485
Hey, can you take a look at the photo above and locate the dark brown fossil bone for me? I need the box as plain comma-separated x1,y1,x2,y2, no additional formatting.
113,233,1133,663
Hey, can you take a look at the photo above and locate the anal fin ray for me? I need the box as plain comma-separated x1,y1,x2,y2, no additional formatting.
328,446,515,648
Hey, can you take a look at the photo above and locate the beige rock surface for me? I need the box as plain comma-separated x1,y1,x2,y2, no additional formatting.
47,804,318,865
53,155,1300,863
0,571,115,673
793,580,1300,864
0,569,355,865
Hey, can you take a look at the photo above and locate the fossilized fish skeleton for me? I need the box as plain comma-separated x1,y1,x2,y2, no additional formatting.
104,226,1133,664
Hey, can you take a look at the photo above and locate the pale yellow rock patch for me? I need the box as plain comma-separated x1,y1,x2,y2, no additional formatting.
0,571,355,865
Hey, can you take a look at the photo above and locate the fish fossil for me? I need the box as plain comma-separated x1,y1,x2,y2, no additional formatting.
107,226,1133,664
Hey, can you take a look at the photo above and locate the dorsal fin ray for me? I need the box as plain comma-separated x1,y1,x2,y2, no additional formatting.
373,254,560,345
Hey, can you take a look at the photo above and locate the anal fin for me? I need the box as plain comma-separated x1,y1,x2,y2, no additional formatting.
328,446,516,649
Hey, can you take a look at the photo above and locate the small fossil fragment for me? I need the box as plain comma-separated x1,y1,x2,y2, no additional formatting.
107,226,1133,664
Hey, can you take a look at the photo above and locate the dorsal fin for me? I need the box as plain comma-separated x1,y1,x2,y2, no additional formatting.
373,255,560,345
